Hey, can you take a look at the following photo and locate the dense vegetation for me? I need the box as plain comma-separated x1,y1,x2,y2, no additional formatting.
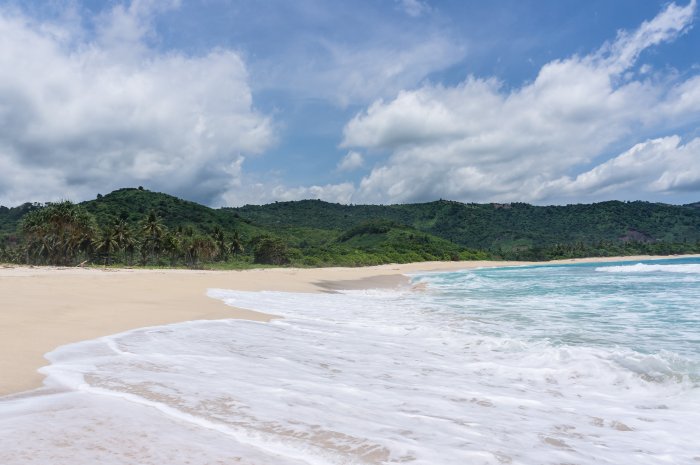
233,199,700,260
1,187,699,268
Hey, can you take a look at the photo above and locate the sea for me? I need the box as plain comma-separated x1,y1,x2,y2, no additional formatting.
1,258,699,464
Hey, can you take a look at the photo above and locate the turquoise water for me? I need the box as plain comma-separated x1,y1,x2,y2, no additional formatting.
1,258,699,464
415,258,700,365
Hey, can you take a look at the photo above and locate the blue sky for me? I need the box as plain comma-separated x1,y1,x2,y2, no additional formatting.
0,0,699,206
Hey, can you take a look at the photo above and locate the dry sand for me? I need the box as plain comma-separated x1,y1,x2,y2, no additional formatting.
1,254,696,396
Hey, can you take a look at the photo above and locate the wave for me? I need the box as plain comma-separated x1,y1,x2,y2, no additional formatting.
13,306,696,465
4,260,700,464
596,263,700,274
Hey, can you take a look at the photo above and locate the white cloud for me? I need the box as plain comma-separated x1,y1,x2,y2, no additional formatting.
220,181,356,206
95,0,180,52
0,2,273,207
338,0,700,204
598,0,696,74
539,136,700,200
337,151,364,171
397,0,431,18
263,35,465,107
327,37,463,106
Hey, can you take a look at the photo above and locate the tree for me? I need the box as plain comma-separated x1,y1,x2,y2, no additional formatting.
161,232,182,266
211,226,228,261
253,237,290,265
20,201,98,266
111,219,135,265
139,211,166,264
93,228,119,266
0,236,22,264
183,234,217,268
230,230,245,257
0,237,8,263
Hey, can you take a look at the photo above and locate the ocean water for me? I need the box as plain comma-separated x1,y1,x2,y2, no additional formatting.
2,258,700,464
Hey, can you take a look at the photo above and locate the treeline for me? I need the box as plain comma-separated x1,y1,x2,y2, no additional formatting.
0,200,480,268
2,187,700,268
494,240,700,261
0,201,290,268
233,198,700,250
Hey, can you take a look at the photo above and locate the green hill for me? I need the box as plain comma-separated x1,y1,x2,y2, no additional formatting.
0,203,41,238
83,187,264,238
292,219,488,266
2,187,700,266
232,199,700,255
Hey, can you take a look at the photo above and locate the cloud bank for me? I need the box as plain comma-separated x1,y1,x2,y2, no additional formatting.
0,2,272,207
541,136,700,198
332,0,700,204
2,1,699,208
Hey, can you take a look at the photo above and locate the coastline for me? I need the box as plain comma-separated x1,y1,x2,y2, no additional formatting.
1,254,697,397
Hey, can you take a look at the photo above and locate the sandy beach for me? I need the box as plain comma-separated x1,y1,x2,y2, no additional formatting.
0,254,695,397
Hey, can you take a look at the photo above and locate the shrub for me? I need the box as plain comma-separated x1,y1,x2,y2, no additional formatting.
253,237,290,265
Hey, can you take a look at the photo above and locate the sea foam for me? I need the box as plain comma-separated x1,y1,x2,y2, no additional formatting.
595,262,700,274
1,260,700,464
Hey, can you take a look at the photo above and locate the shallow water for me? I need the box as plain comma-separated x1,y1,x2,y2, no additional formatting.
1,258,699,464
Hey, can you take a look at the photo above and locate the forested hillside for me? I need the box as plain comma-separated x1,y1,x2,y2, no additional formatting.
1,187,699,267
83,188,265,238
232,199,700,254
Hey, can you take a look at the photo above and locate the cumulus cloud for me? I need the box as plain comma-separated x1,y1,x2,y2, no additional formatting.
540,136,700,199
339,0,700,204
337,151,364,171
220,181,355,206
0,2,273,207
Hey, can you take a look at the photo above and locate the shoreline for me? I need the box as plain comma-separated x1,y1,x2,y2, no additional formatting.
1,253,697,397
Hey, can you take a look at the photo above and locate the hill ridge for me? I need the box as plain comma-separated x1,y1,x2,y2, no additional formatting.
2,187,700,266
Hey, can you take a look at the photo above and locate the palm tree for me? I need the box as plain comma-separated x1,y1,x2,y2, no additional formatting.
211,226,228,261
230,230,245,257
92,228,119,266
139,211,166,264
183,234,217,268
111,219,135,265
21,201,97,266
162,232,182,266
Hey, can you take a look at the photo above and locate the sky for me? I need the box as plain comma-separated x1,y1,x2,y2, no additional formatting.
0,0,699,207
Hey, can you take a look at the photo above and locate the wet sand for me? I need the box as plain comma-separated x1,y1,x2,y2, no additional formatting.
1,254,695,396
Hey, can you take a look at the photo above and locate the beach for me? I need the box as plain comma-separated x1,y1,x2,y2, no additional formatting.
0,255,693,397
2,255,700,464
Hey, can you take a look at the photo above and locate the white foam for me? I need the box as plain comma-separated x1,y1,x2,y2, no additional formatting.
1,284,699,465
0,391,306,465
596,263,700,274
